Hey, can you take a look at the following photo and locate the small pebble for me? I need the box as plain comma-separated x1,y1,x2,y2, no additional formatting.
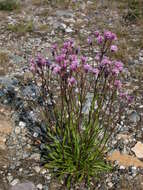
11,179,20,186
37,184,43,190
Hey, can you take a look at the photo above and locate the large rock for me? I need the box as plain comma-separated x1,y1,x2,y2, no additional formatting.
108,151,143,167
0,105,12,150
9,182,36,190
131,142,143,160
0,105,12,167
128,110,140,123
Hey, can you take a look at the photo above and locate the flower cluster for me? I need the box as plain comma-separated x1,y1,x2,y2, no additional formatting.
30,54,50,73
30,30,132,101
30,39,100,87
29,30,133,188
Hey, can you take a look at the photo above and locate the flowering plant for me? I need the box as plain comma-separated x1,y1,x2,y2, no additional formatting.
30,30,132,189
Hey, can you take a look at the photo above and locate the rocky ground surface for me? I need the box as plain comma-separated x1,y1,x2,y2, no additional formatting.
0,0,143,189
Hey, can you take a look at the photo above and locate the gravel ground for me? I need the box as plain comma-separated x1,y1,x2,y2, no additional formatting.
0,0,143,189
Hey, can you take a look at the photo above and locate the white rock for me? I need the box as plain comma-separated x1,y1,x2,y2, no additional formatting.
15,127,21,134
120,165,125,170
34,166,41,173
40,169,47,175
108,182,113,188
131,142,143,159
37,184,43,190
19,121,26,128
11,179,20,186
10,182,36,190
7,175,13,183
33,132,38,138
65,27,73,33
128,111,140,123
30,153,40,161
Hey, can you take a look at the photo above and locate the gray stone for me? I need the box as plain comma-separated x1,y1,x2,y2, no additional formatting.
9,182,36,190
37,184,42,190
19,121,26,128
11,179,20,186
128,111,140,123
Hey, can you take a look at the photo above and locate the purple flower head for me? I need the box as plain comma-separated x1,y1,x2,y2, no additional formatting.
61,48,67,54
45,59,51,67
69,39,74,47
30,58,35,65
68,76,76,86
119,92,127,99
101,58,111,66
87,37,92,45
30,58,36,72
104,31,112,40
81,56,87,64
111,33,117,41
52,43,57,50
30,65,36,72
36,55,45,68
83,64,92,73
63,41,70,49
62,60,68,69
119,92,133,104
110,45,118,52
95,54,100,61
112,68,120,76
114,80,122,89
70,54,77,61
63,39,74,49
114,61,123,72
41,58,46,66
70,60,78,71
127,95,134,104
55,54,65,63
53,65,61,74
97,35,103,44
92,68,99,76
94,31,100,37
104,31,117,41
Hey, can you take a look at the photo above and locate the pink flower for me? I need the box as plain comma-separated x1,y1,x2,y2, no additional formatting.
68,77,76,86
30,59,36,72
112,68,120,75
104,31,117,41
92,68,99,76
61,48,67,54
63,41,70,49
114,80,122,89
62,60,68,69
119,92,133,103
95,54,100,61
55,54,65,63
110,45,118,52
104,31,112,40
52,43,57,50
83,64,92,72
127,95,134,104
87,37,92,45
70,54,77,61
94,31,100,37
111,33,117,41
41,58,46,66
97,35,103,44
70,60,78,71
101,58,111,66
81,56,87,64
53,65,61,74
114,61,123,72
